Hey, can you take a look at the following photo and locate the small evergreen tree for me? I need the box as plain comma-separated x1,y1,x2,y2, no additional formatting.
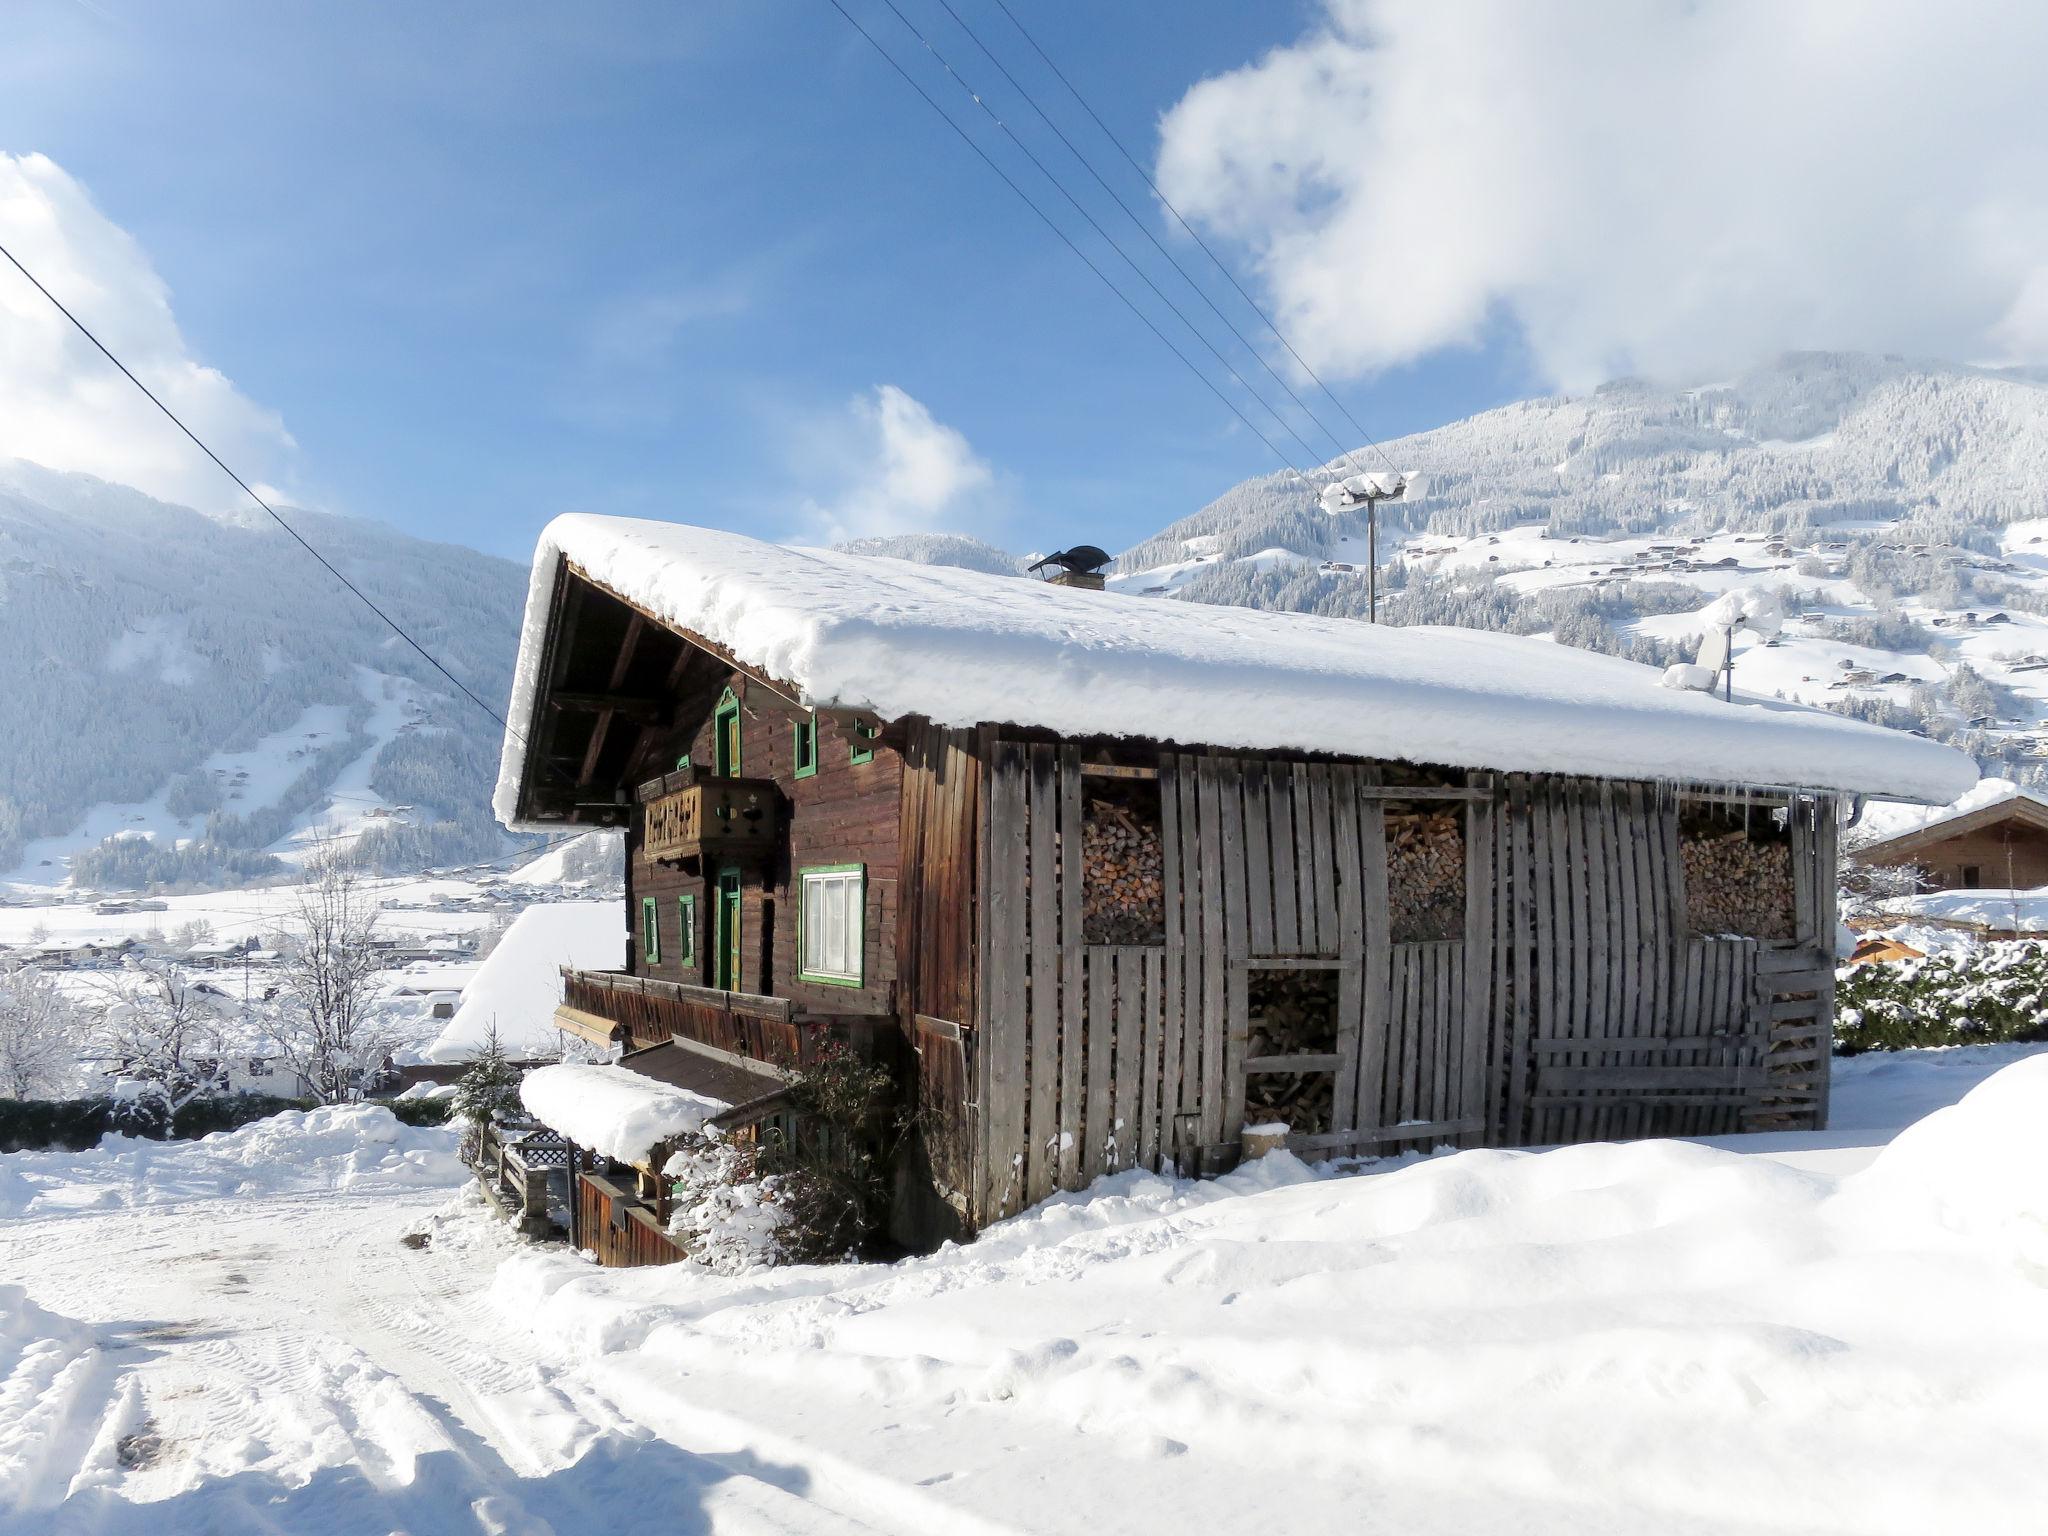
453,1024,523,1161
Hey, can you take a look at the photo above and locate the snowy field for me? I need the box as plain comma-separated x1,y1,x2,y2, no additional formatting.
4,1046,2046,1535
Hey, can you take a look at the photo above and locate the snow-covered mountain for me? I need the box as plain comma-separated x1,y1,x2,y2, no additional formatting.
0,460,531,890
1108,352,2048,792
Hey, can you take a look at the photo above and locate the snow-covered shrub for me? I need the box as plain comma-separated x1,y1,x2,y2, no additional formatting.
663,1133,791,1273
1836,942,2048,1053
666,1038,903,1270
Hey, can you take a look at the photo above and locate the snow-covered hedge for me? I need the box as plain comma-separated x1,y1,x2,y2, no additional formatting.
1836,942,2048,1053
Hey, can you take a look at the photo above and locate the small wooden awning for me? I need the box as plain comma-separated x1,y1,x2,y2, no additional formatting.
617,1036,794,1131
553,1005,628,1049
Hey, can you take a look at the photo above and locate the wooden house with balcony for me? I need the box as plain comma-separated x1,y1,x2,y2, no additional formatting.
493,515,1976,1258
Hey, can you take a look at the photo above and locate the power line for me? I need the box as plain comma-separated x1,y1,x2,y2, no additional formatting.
986,0,1402,476
0,238,517,735
871,0,1330,475
931,0,1377,484
821,0,1310,479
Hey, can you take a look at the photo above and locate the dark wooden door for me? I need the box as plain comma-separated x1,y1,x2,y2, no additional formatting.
714,870,742,989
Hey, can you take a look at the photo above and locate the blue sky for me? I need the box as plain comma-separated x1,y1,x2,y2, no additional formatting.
0,1,1534,561
4,3,2043,564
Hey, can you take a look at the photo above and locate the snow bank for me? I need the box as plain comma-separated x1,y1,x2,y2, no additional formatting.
1850,1053,2048,1269
0,1105,463,1219
519,1063,726,1165
422,900,622,1062
496,516,1976,827
484,1055,2048,1534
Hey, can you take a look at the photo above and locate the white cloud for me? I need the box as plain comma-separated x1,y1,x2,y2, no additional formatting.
0,152,293,509
796,384,995,542
1156,1,2048,389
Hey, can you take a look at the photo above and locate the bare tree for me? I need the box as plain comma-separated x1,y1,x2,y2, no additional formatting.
86,963,225,1110
272,864,395,1103
0,963,86,1099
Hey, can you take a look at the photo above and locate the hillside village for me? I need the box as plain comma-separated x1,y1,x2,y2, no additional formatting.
7,6,2048,1534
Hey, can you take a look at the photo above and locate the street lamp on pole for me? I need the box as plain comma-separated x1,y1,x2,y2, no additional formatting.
1317,471,1413,623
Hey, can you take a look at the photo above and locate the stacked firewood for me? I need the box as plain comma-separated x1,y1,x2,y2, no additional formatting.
1245,973,1340,1135
1682,828,1795,939
1082,800,1166,943
1387,810,1466,942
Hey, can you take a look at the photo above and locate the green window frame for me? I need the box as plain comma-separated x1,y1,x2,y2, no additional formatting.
797,862,866,987
640,896,660,965
675,751,691,772
677,893,696,967
714,686,741,776
792,714,818,779
849,719,878,765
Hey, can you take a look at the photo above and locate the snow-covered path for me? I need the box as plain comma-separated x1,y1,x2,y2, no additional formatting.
5,1052,2048,1535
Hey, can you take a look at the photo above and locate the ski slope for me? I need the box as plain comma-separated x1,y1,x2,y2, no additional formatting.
4,1048,2047,1534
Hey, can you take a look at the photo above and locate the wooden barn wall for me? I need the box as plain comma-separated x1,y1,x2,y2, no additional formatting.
1495,776,1839,1145
972,747,1841,1228
625,666,901,1018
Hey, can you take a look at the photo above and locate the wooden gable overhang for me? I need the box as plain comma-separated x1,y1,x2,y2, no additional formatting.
512,562,880,827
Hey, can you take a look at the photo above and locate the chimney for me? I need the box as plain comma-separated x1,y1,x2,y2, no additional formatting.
1028,544,1111,591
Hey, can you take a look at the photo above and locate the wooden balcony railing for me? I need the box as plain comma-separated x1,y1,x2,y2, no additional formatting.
562,968,807,1062
637,771,780,866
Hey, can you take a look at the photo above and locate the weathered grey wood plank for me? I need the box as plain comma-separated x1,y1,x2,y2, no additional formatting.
1812,798,1839,1131
1242,759,1275,956
1197,757,1230,1153
1355,782,1392,1137
1504,778,1535,1144
1268,763,1300,954
1156,758,1184,1174
1528,782,1560,1144
1218,759,1251,1147
1025,744,1059,1205
1058,745,1086,1188
1113,948,1146,1169
1175,753,1206,1169
1331,764,1366,1134
1083,948,1114,1179
983,741,1031,1217
1462,786,1495,1146
1308,765,1338,954
1293,762,1319,955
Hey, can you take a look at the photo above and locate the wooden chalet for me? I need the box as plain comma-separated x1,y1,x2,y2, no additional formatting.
1850,786,2048,892
494,517,1977,1257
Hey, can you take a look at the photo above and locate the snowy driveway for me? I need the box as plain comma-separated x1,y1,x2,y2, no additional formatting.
5,1052,2048,1536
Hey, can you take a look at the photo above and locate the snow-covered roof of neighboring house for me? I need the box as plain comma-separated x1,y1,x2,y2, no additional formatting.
1852,778,2048,862
420,901,622,1063
496,515,1978,825
518,1062,727,1165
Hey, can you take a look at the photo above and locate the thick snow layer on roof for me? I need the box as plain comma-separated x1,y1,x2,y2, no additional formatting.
519,1063,727,1165
496,515,1977,825
421,901,621,1063
1855,776,2048,846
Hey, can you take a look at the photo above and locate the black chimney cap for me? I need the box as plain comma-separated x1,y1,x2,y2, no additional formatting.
1028,545,1111,577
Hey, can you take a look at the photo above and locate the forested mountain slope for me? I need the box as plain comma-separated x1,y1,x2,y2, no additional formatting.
0,460,529,888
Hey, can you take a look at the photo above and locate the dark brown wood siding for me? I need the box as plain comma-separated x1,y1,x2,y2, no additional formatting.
624,666,901,1018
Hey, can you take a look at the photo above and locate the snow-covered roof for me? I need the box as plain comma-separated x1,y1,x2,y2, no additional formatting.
1853,778,2048,854
496,515,1978,824
420,901,622,1063
518,1062,727,1165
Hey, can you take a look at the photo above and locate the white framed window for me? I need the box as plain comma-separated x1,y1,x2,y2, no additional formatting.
798,864,865,986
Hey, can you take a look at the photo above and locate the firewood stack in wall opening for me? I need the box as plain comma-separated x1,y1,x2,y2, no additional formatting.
1681,813,1795,939
1082,785,1166,944
1387,809,1466,942
1244,968,1340,1135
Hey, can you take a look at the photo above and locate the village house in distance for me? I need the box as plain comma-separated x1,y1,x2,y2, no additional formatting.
1850,783,2048,892
493,516,1976,1260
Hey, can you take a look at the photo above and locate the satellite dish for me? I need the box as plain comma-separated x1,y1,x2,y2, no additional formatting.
1696,626,1731,675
